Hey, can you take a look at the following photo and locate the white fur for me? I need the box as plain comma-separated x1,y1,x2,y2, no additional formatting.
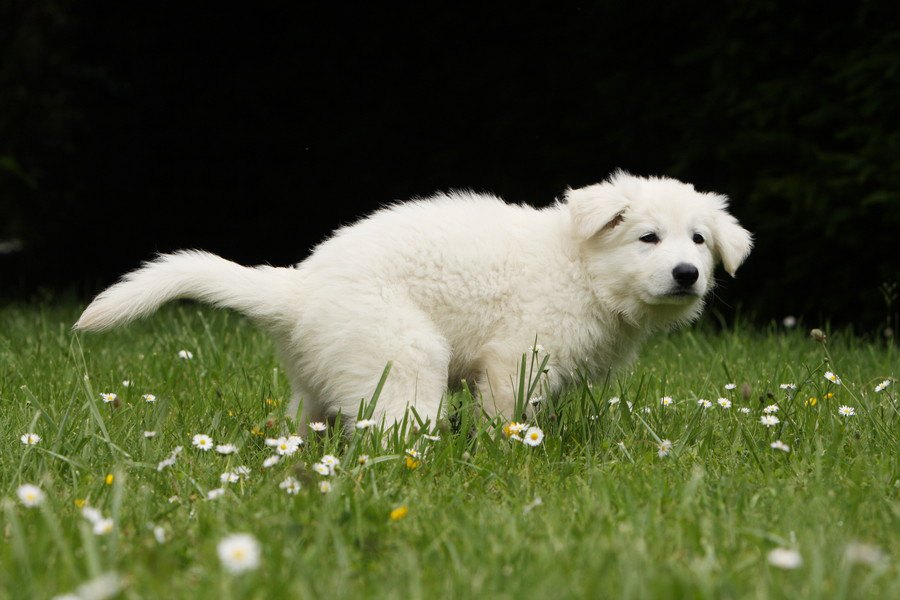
75,171,752,430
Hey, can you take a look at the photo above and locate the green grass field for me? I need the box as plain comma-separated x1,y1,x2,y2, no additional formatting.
1,302,897,599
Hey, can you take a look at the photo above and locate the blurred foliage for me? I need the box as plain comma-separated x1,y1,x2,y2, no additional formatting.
0,1,897,331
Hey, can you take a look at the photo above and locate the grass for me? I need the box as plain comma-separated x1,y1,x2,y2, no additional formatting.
0,301,897,599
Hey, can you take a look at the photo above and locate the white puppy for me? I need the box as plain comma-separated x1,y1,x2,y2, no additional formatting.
76,171,752,430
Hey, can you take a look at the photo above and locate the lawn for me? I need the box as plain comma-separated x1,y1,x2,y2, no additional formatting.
0,302,897,599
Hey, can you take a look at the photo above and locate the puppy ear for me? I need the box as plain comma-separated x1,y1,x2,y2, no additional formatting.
710,199,753,277
566,179,631,240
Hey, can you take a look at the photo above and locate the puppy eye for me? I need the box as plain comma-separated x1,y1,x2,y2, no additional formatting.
639,233,660,244
692,233,705,244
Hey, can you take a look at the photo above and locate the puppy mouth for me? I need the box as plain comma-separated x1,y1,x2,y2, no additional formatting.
647,288,702,305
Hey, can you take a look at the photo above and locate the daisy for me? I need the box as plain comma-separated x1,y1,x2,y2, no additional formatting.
529,395,544,406
234,466,251,477
206,488,226,500
192,434,213,451
122,380,132,387
153,525,167,544
357,454,370,466
717,398,732,409
318,480,333,494
874,380,891,393
220,472,240,484
739,407,751,414
92,518,114,536
824,371,842,385
522,426,544,447
355,419,377,430
770,440,791,452
763,404,779,414
503,422,527,439
697,399,712,409
143,431,157,438
279,476,301,495
837,405,855,417
142,394,157,403
779,383,797,391
320,454,340,473
82,506,103,523
608,396,621,405
16,484,45,507
309,422,327,432
156,446,183,471
767,547,803,570
760,414,780,427
312,463,331,476
405,448,422,469
217,533,261,574
660,396,674,407
530,343,546,354
423,434,441,442
657,439,673,458
99,392,118,404
782,315,797,328
273,436,300,456
725,383,736,390
262,455,280,469
20,432,41,445
215,443,238,455
177,350,193,360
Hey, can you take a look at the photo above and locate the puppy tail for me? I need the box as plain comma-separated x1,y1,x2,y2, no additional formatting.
74,250,297,332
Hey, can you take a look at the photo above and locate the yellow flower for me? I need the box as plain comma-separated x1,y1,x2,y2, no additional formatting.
251,425,264,437
405,455,421,470
824,392,834,400
805,397,817,406
74,498,86,508
390,506,409,521
265,398,280,406
105,474,114,485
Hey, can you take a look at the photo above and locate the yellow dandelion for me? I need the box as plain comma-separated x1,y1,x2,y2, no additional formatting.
74,498,86,508
251,425,264,437
805,397,817,407
390,506,409,521
405,455,421,470
105,474,114,485
824,392,834,400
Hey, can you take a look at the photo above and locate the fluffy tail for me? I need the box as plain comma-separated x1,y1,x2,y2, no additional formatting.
74,250,298,331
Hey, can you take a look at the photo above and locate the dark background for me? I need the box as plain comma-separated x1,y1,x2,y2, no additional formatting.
1,1,898,334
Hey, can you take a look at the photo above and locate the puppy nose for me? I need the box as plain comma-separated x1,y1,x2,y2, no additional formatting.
672,263,699,287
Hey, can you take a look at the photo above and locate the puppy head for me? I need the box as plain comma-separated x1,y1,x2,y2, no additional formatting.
566,170,753,327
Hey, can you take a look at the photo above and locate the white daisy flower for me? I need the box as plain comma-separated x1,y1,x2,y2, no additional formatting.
770,440,791,452
423,434,441,442
355,419,377,430
279,476,301,495
167,495,180,504
608,396,621,405
122,380,132,387
782,315,797,328
217,533,261,574
99,392,118,404
274,437,299,456
92,518,114,536
763,404,779,414
837,405,855,417
697,399,712,409
262,455,281,469
767,547,803,569
318,480,332,494
824,371,842,385
220,472,240,484
206,488,226,500
643,406,652,414
177,350,193,360
81,506,103,524
725,383,737,390
215,444,238,455
717,398,732,409
522,426,544,447
779,383,797,391
760,414,780,427
874,380,891,393
529,395,544,406
156,446,183,471
153,525,167,544
505,422,528,437
142,394,157,403
192,434,213,451
312,463,331,476
234,465,251,477
739,407,751,414
320,454,340,470
264,438,280,447
530,343,546,354
143,431,157,438
657,439,673,458
16,484,45,507
20,432,41,445
357,454,369,466
308,422,327,432
660,396,674,407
